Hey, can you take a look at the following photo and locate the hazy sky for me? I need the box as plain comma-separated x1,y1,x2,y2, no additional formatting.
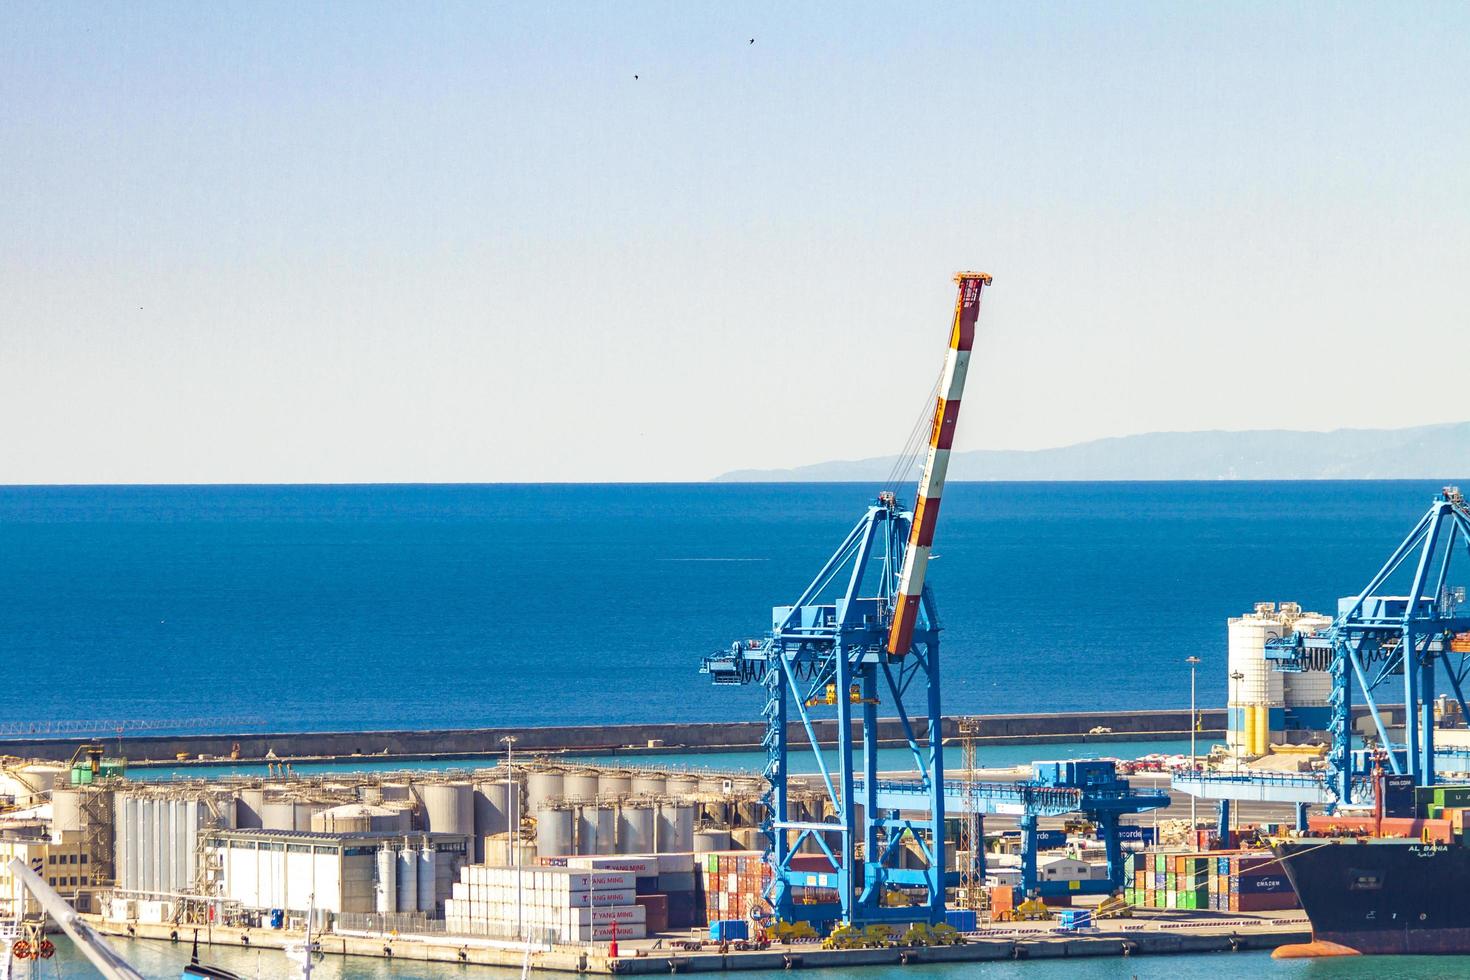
3,2,1468,482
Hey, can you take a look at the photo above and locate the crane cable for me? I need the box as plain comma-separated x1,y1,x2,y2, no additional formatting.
882,365,945,495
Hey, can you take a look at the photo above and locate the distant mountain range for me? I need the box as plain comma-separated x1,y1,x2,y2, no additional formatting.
714,422,1470,482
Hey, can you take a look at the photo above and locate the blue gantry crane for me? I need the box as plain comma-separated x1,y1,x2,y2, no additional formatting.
1263,487,1470,808
700,273,1168,928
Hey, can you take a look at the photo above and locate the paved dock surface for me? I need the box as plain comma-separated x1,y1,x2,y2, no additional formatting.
93,910,1311,974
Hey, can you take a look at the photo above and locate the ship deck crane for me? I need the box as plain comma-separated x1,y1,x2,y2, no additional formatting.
701,273,1167,927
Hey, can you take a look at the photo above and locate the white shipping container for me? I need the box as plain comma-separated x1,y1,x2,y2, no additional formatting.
566,855,659,876
573,905,646,925
657,853,694,874
570,922,647,942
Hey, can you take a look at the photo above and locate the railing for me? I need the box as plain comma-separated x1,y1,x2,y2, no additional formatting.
335,911,444,935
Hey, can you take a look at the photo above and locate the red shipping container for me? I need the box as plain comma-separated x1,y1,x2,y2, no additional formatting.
636,894,670,934
1236,891,1299,912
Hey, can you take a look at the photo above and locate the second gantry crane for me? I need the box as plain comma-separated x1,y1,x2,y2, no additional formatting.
702,272,991,927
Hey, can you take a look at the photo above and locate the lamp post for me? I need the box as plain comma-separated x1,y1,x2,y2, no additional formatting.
1229,670,1245,765
1186,656,1201,850
502,735,520,940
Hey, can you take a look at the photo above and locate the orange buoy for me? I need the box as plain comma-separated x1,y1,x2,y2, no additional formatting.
1273,940,1362,958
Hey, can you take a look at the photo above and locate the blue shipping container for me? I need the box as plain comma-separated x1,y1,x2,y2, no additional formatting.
709,919,749,941
944,909,977,932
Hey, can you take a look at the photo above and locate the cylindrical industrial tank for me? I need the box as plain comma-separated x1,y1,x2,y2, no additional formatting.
575,805,617,855
471,780,521,862
484,833,536,867
380,782,412,803
525,770,564,810
631,774,666,796
656,802,695,853
417,841,435,913
693,828,732,852
421,783,474,835
396,844,418,914
563,771,601,802
535,805,573,857
260,800,296,831
236,788,265,829
293,801,327,831
598,770,633,799
359,784,384,805
376,845,397,914
666,776,699,797
51,789,86,836
698,776,730,795
617,804,654,854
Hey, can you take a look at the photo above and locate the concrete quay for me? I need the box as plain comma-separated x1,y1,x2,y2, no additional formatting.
93,913,1311,974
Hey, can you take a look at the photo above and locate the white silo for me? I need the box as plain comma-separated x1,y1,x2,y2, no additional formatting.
535,804,573,857
376,845,397,914
631,773,667,796
563,771,601,802
525,769,564,810
396,843,418,914
1227,603,1287,757
472,779,521,862
617,803,655,854
417,840,435,913
1284,609,1335,706
656,802,695,853
421,783,473,835
598,770,633,799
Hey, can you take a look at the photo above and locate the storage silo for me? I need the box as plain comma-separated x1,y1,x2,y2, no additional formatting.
471,780,521,861
617,804,654,854
236,788,265,829
525,769,564,810
694,828,732,852
697,776,730,795
417,840,435,913
376,845,397,914
380,782,412,803
421,783,474,835
396,844,418,914
51,788,86,837
260,799,296,831
666,776,699,797
598,770,632,799
535,804,573,857
563,770,601,803
1228,603,1290,757
631,773,666,796
656,802,694,853
359,784,384,805
293,800,327,831
575,805,616,855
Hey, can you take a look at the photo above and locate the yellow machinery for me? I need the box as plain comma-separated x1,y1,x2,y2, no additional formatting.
1013,896,1052,921
1094,893,1132,919
769,920,818,944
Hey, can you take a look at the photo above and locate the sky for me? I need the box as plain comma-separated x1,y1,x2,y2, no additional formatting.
2,1,1469,483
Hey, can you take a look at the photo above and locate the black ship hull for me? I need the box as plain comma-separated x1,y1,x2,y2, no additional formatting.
1276,838,1470,955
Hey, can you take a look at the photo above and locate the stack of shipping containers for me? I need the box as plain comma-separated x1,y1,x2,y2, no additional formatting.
1123,852,1298,912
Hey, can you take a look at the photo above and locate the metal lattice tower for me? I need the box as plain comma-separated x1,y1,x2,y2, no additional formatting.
956,717,984,911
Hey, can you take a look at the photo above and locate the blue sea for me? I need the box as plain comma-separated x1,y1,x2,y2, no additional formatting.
0,481,1455,734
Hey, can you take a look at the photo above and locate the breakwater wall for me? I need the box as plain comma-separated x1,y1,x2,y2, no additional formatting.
1,708,1227,764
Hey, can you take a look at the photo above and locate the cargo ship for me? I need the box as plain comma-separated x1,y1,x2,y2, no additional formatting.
1274,781,1470,956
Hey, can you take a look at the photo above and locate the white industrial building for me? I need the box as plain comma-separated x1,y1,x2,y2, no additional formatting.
204,829,469,916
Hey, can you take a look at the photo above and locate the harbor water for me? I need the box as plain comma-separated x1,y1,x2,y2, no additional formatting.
0,481,1453,733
